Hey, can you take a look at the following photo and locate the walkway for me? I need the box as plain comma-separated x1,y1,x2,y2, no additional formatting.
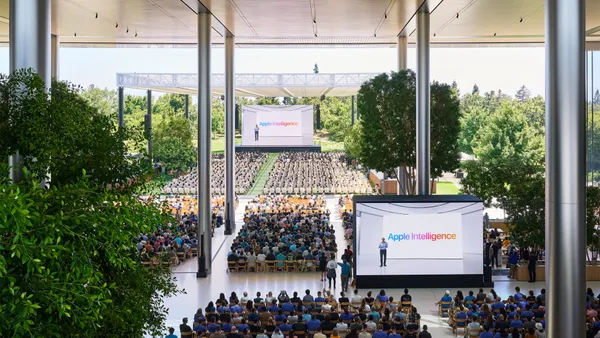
246,153,278,196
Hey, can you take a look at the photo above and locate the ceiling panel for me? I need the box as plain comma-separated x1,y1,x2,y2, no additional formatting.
315,0,389,37
0,0,597,46
233,0,313,37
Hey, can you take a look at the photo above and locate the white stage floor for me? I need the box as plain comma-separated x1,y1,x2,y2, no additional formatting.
160,197,597,337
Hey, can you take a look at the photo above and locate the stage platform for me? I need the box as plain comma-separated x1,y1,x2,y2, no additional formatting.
235,145,321,152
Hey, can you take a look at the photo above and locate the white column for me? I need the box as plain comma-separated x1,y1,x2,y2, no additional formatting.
51,34,59,79
397,36,408,71
9,0,51,183
416,10,430,195
544,0,586,337
224,33,236,235
197,11,212,278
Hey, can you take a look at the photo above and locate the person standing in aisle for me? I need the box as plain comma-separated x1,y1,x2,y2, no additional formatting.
327,255,338,289
379,238,388,267
528,247,538,283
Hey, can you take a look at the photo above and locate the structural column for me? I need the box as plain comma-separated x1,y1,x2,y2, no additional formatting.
197,11,212,278
545,0,586,337
118,87,124,128
416,10,431,195
9,0,51,183
51,34,59,78
146,90,152,157
351,95,355,125
397,35,408,71
184,94,189,119
224,33,236,235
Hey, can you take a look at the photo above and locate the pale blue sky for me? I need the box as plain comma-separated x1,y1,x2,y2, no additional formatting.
0,46,555,98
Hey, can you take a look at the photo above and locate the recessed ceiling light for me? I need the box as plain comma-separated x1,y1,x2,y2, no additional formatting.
520,18,523,22
95,12,98,19
74,32,77,37
456,13,459,19
493,33,497,37
115,23,119,28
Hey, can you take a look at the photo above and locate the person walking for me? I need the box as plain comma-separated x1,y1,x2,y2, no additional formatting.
378,238,388,267
327,255,338,289
338,260,351,292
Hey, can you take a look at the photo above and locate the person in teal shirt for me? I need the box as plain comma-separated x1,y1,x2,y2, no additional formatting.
338,260,351,292
165,327,178,338
276,252,286,268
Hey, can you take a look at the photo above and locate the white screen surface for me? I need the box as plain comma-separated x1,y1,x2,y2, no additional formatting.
355,201,483,276
242,105,313,146
382,214,463,259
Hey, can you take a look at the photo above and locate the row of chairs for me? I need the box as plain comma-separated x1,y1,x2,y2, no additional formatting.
263,186,370,195
227,260,319,273
164,187,250,195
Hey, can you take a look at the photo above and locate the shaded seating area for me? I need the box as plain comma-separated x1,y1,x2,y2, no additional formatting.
163,152,267,195
263,152,371,195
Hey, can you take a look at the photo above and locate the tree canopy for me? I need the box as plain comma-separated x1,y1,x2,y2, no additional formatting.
347,70,460,192
0,69,182,337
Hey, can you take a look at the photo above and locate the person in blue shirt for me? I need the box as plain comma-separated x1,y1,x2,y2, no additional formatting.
370,309,381,322
514,287,524,301
269,300,280,313
372,325,388,338
194,322,207,334
315,291,326,305
208,319,221,333
338,260,351,292
222,319,234,332
254,292,263,304
237,319,249,332
341,308,354,321
491,298,505,312
479,324,494,338
376,289,389,304
307,314,321,331
230,301,243,314
379,238,388,267
520,305,534,320
388,327,402,338
165,327,178,338
509,316,523,329
464,290,475,305
275,310,287,323
437,290,453,313
279,318,293,333
282,301,294,313
194,308,206,322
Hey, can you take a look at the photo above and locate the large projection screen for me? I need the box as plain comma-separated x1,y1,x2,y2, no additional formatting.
353,195,485,288
242,105,314,146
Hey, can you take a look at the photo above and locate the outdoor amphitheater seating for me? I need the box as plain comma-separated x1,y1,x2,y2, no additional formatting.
227,195,336,272
263,152,371,195
163,152,267,195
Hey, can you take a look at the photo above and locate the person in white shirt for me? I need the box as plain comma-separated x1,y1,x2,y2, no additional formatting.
240,292,250,304
358,325,372,338
327,257,338,289
336,320,348,332
351,289,363,304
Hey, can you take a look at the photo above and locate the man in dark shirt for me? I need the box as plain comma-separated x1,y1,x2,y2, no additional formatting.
476,289,487,302
292,320,308,334
417,325,432,338
227,250,239,261
321,315,336,331
266,251,276,261
180,317,193,335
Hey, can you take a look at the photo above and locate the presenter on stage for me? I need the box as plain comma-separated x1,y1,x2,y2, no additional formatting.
254,124,260,141
379,237,388,267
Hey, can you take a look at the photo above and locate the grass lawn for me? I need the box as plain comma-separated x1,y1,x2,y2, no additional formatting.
435,181,461,195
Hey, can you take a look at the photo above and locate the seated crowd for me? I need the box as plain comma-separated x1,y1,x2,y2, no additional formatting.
163,152,267,195
175,288,430,338
227,195,336,272
136,216,199,267
437,286,550,338
264,152,371,195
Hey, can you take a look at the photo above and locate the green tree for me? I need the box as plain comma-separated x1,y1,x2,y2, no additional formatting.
472,84,480,95
515,85,532,102
0,69,182,337
355,70,461,193
154,93,187,116
212,97,225,136
344,123,363,159
154,138,196,174
282,97,297,105
594,89,600,106
80,85,117,121
256,97,280,105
